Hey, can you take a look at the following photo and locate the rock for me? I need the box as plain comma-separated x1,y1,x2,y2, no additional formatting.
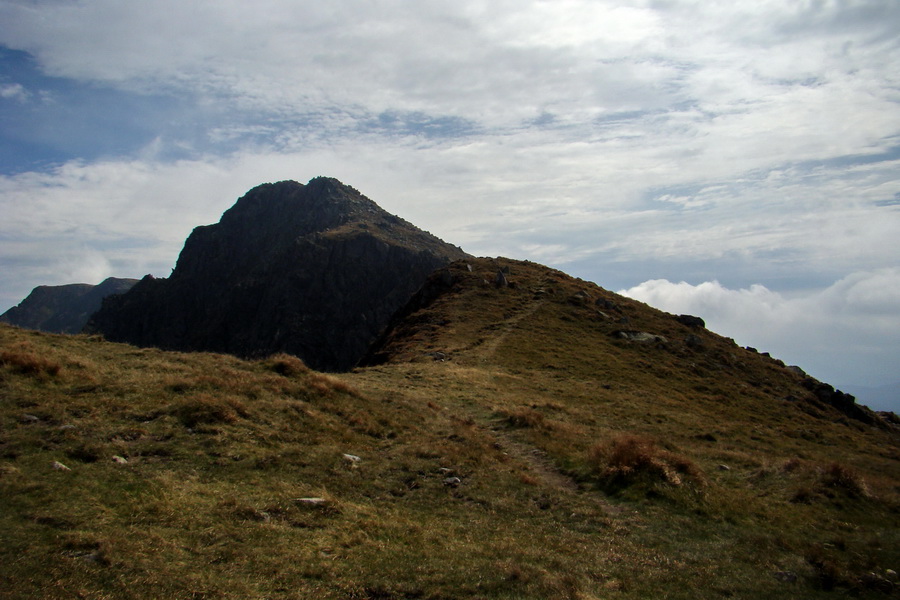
885,569,898,582
774,571,797,583
20,414,40,423
675,314,705,329
111,455,128,465
877,411,900,425
295,497,329,506
342,453,361,463
801,377,877,425
494,270,509,288
443,476,462,487
684,334,703,349
58,424,76,431
86,178,469,372
786,365,807,377
595,298,621,312
860,572,894,593
568,290,591,305
51,461,71,472
613,331,667,344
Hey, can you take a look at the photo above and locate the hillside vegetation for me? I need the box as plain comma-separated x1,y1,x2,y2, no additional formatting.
2,258,898,599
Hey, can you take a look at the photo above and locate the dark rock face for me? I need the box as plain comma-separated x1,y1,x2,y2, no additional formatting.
675,314,705,329
86,177,469,371
1,278,138,334
800,377,879,426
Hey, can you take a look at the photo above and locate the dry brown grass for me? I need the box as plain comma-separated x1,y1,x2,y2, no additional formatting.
0,343,62,377
263,352,309,377
820,462,870,498
499,406,547,429
587,434,705,489
168,393,250,428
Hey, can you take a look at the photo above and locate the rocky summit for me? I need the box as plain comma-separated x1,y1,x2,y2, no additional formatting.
86,177,468,371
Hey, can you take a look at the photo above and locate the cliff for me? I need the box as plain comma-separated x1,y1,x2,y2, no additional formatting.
86,177,468,371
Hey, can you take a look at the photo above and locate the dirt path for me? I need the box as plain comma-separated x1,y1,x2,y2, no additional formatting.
474,298,546,362
491,430,579,493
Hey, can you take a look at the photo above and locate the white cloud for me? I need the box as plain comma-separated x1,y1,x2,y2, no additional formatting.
2,1,897,142
619,270,900,393
0,82,29,102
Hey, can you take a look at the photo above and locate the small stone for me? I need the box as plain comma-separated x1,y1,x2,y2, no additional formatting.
20,414,40,423
885,569,898,582
443,476,462,487
685,334,704,349
342,453,361,463
58,424,76,431
717,464,731,471
861,572,894,593
51,461,71,472
111,455,128,465
296,497,328,506
774,571,797,583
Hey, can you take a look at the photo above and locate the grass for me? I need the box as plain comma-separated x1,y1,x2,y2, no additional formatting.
2,257,899,598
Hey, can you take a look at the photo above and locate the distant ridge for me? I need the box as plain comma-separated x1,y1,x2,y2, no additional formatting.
0,277,138,334
87,177,469,371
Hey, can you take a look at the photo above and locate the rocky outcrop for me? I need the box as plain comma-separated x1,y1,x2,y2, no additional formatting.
675,314,705,329
1,278,138,334
86,177,469,371
801,378,879,426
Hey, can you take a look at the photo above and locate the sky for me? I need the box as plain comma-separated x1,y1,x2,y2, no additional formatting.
1,0,899,410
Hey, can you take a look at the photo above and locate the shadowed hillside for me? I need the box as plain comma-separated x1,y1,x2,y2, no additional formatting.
1,256,898,599
0,278,137,334
86,177,468,371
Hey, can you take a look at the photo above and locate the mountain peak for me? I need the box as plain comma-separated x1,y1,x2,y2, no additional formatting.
88,179,469,370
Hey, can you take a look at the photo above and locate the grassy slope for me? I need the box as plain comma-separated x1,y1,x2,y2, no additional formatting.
1,257,898,599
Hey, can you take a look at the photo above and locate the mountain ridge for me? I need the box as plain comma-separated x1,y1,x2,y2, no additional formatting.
0,277,138,334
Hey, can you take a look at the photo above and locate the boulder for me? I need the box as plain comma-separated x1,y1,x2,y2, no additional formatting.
613,331,668,344
675,314,705,329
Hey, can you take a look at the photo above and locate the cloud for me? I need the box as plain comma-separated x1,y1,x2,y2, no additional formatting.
619,269,900,394
0,82,28,102
2,1,897,138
